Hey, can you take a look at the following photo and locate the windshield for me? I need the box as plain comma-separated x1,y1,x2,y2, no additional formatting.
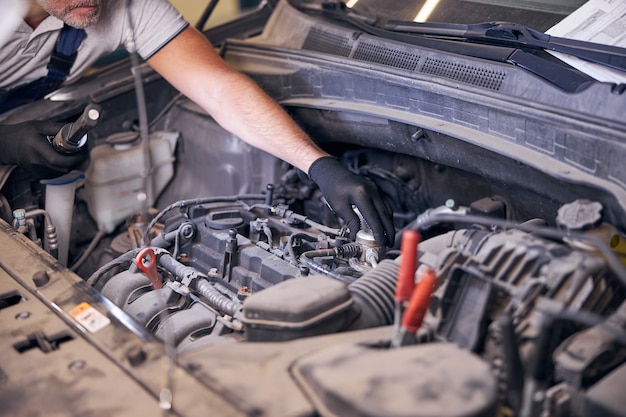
346,0,587,31
171,0,265,30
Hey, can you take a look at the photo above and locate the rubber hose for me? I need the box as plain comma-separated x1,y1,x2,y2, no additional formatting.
347,258,399,330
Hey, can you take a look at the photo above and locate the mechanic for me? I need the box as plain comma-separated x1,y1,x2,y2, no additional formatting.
0,0,394,245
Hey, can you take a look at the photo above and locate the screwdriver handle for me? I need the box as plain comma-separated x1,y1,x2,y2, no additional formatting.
51,103,102,154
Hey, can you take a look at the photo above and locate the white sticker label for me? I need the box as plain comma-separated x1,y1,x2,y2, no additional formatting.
69,302,111,333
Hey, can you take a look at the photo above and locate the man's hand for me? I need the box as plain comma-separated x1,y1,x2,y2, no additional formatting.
309,156,395,246
0,121,87,179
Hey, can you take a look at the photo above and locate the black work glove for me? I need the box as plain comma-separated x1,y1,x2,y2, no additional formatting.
0,120,87,179
308,156,395,246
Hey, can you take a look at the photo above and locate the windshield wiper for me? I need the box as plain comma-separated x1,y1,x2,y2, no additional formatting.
300,1,626,73
383,20,626,74
292,1,626,91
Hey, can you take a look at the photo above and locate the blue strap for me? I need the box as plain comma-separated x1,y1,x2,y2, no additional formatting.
0,25,86,114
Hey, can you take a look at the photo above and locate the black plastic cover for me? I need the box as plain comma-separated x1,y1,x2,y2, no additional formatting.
242,275,354,341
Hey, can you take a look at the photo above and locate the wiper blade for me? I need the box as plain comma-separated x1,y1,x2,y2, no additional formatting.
383,21,626,73
293,0,521,61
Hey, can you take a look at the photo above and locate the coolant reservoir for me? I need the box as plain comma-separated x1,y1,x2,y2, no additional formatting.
557,199,626,266
83,131,179,232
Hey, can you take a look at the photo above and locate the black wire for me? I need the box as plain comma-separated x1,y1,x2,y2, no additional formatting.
299,247,361,283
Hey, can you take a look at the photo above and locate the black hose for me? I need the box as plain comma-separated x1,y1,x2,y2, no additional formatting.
286,232,318,265
195,279,242,317
300,246,363,284
70,228,108,272
347,259,398,329
157,253,202,282
86,247,143,289
157,253,242,316
86,246,171,289
149,229,179,248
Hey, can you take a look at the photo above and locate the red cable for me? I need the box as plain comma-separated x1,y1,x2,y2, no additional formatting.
402,268,437,333
395,230,420,303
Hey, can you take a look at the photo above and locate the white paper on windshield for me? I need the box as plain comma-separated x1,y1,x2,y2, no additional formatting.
546,0,626,84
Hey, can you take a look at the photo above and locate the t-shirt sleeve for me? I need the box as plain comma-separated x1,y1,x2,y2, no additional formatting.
124,0,190,60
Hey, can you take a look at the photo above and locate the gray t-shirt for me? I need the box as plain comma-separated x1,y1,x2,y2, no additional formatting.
0,0,189,90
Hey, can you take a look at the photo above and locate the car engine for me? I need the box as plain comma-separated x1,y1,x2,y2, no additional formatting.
5,95,624,417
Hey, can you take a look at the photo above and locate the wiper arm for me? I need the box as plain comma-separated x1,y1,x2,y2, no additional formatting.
292,0,522,62
383,21,626,73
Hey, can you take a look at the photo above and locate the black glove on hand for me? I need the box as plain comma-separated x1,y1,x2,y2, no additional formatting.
0,121,86,179
309,156,395,246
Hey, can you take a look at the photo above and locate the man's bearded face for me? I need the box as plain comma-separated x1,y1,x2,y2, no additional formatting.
37,0,104,28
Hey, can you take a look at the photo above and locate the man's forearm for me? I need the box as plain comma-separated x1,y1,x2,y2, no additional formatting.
147,27,328,173
204,71,328,173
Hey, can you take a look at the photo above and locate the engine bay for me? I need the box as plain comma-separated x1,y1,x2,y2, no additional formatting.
2,93,624,417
